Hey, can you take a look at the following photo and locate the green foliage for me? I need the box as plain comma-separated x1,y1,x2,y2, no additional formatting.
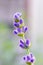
3,40,13,51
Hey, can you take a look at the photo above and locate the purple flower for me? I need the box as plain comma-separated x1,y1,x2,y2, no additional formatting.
19,39,30,49
22,26,28,33
13,30,18,34
13,19,23,27
13,28,22,36
14,22,20,27
15,12,22,17
17,28,21,32
13,12,22,23
13,12,35,65
13,12,22,19
23,53,35,64
19,19,23,24
13,26,27,36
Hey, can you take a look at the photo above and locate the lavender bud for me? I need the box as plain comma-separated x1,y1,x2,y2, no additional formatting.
13,30,18,34
27,56,30,61
17,28,21,32
17,12,22,17
26,40,29,45
22,26,28,33
20,40,24,44
20,19,23,24
14,22,19,27
19,44,25,48
13,12,22,19
23,57,26,60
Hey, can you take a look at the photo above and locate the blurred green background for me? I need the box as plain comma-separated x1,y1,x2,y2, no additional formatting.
0,0,43,65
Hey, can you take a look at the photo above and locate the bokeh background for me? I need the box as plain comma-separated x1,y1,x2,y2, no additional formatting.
0,0,43,65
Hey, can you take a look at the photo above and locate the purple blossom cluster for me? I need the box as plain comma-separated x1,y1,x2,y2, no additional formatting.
13,12,27,37
19,39,30,49
23,53,35,64
13,12,35,65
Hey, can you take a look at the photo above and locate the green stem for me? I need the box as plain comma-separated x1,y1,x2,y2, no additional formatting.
26,48,30,54
22,35,30,54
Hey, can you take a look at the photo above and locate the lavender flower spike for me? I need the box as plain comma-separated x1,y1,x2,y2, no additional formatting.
13,12,35,65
